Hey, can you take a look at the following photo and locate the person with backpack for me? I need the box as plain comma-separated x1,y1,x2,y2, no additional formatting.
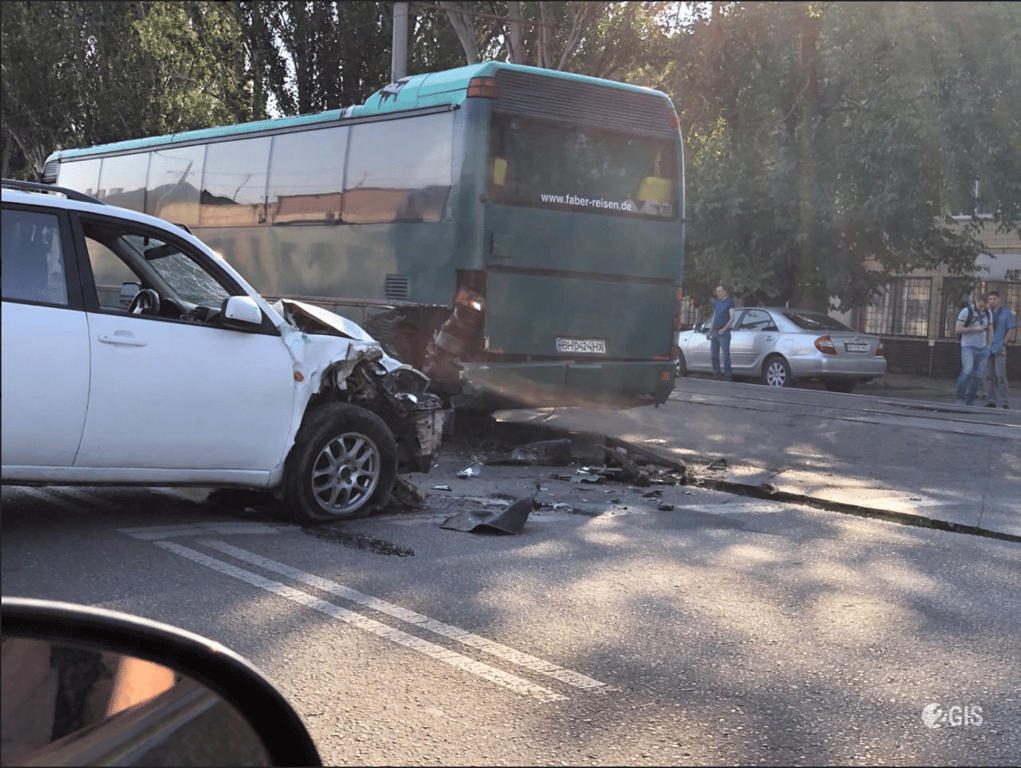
982,290,1017,409
955,294,993,405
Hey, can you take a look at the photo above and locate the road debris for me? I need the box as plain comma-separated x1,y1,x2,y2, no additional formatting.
486,438,573,466
441,484,540,534
456,461,484,478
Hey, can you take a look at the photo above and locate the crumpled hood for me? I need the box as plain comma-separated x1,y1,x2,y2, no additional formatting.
271,299,404,372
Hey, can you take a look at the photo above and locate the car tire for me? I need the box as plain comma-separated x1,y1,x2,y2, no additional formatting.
676,353,688,378
282,404,397,524
824,379,856,393
762,356,792,387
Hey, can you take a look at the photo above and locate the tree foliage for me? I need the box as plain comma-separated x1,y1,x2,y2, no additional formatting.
672,1,1021,311
2,2,255,178
3,1,1017,315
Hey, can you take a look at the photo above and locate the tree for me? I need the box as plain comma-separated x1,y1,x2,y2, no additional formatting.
672,1,1021,312
2,1,257,179
426,1,670,78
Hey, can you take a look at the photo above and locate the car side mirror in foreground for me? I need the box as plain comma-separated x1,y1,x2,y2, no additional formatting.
1,597,321,767
220,295,264,329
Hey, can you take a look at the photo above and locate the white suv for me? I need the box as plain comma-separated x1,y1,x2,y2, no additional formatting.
1,179,448,523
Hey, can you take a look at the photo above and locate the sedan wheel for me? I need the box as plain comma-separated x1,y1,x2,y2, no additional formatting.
762,356,792,387
676,354,688,378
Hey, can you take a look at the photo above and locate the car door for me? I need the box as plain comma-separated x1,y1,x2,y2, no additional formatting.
71,214,297,475
682,321,713,371
729,309,779,374
1,205,91,470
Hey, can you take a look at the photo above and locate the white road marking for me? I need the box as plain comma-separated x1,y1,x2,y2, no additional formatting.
678,502,790,515
202,540,608,693
119,522,284,540
155,541,566,702
858,496,951,509
16,487,91,513
56,486,127,509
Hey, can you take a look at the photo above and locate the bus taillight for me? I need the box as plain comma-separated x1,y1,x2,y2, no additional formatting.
674,286,684,331
467,77,498,99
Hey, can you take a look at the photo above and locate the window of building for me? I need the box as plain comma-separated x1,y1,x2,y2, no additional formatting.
862,277,931,337
951,179,995,218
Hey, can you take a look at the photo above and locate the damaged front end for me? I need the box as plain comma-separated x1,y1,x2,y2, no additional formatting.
332,360,447,473
273,299,449,474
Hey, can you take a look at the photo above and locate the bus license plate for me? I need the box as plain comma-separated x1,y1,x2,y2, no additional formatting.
844,342,869,353
556,337,606,354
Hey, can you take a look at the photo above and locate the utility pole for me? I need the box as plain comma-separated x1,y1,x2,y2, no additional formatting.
392,1,408,82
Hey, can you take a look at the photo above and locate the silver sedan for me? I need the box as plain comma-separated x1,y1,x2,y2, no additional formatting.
676,307,887,392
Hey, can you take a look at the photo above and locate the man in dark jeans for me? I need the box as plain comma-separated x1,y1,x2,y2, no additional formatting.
710,284,736,380
982,290,1017,409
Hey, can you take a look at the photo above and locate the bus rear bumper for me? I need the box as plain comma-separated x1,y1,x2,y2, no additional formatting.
455,360,675,411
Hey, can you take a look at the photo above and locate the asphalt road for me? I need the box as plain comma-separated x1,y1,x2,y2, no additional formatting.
3,381,1019,766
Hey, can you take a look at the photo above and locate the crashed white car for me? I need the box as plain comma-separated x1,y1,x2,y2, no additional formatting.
1,180,448,523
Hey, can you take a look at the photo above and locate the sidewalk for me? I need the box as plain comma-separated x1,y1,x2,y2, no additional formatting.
855,371,1021,406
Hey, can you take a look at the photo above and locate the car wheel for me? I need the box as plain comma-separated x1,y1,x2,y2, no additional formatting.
676,353,688,378
283,403,397,524
824,379,856,393
762,356,792,387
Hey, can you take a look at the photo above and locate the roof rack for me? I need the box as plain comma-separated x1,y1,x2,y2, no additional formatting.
2,178,106,205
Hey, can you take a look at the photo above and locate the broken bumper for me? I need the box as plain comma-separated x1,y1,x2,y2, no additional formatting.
456,360,676,410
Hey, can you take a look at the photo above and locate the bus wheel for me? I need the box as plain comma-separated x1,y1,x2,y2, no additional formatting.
283,404,397,524
762,356,792,387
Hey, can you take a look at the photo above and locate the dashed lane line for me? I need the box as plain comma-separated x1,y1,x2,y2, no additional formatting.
156,541,566,702
15,487,91,514
202,540,608,694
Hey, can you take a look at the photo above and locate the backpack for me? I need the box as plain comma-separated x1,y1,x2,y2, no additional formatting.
956,304,989,335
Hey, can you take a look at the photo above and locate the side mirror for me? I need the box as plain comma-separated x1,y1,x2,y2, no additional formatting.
119,282,141,307
220,295,263,329
1,597,321,767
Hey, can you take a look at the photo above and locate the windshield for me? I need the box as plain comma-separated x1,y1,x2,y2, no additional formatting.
490,113,678,219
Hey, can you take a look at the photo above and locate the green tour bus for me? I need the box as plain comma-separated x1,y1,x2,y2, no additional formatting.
43,61,685,410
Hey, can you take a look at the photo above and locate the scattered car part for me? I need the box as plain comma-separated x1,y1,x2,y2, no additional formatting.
440,487,538,534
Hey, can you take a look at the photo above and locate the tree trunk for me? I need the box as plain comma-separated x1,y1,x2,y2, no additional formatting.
507,1,525,64
440,2,479,65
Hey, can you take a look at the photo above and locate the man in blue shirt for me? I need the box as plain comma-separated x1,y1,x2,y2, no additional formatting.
710,284,736,380
982,290,1017,409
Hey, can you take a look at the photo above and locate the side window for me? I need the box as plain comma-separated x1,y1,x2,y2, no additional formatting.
736,309,772,331
1,208,69,306
80,217,234,319
84,236,143,310
344,112,453,224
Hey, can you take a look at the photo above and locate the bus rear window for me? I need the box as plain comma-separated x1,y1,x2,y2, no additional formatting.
489,114,677,219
